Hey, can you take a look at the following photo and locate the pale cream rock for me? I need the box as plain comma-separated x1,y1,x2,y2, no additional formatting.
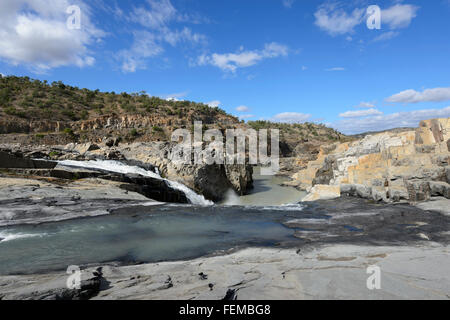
292,117,450,203
302,184,341,202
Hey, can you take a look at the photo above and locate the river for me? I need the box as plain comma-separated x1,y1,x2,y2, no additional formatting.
0,165,310,275
2,162,446,276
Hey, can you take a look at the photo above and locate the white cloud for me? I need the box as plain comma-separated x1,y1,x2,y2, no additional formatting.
196,42,288,73
333,106,450,134
282,0,295,9
314,3,418,38
373,31,400,42
386,87,450,104
354,102,376,108
119,31,163,73
314,3,365,35
325,67,346,71
207,100,221,107
236,105,250,112
163,91,188,101
239,114,255,120
162,27,207,47
0,0,103,72
339,108,383,118
271,112,311,123
130,0,177,29
382,4,419,29
301,65,308,71
120,0,207,73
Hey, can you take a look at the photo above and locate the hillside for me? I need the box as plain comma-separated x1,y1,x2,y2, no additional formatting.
0,76,348,152
0,76,238,122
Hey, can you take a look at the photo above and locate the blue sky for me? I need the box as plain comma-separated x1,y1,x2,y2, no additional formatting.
1,0,450,134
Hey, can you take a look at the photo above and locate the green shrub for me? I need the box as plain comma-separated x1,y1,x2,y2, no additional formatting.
63,128,74,136
4,106,26,118
80,110,88,120
130,128,138,137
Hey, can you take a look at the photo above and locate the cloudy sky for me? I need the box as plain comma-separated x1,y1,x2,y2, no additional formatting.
0,0,449,134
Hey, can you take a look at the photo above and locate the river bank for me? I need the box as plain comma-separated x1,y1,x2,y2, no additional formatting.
0,148,449,299
1,243,448,300
0,195,449,299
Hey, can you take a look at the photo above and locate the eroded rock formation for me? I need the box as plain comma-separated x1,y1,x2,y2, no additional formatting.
0,140,254,202
291,118,450,202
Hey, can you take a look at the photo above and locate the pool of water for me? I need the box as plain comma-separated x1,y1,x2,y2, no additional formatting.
0,204,320,275
221,168,307,206
0,166,312,275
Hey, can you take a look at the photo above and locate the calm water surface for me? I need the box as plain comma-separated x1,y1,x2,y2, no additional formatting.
0,169,312,275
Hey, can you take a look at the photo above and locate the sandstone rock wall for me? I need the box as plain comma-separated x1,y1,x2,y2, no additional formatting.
0,113,239,135
0,119,68,134
291,118,450,203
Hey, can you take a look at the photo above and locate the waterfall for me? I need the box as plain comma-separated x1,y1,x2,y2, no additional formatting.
58,160,214,206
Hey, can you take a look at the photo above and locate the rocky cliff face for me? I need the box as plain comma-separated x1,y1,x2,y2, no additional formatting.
116,142,253,201
291,118,450,203
0,113,237,136
0,140,254,202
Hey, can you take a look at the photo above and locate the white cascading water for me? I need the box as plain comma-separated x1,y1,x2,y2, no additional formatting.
58,160,214,206
0,231,47,242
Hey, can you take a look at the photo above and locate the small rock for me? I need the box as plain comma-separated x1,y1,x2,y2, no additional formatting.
105,138,115,148
93,267,103,278
222,289,238,300
198,272,208,280
165,276,173,288
105,150,124,160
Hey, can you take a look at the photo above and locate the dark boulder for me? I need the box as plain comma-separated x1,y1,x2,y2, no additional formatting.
0,151,56,169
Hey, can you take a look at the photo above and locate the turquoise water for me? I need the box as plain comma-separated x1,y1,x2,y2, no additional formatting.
0,167,310,275
222,168,307,206
0,204,312,275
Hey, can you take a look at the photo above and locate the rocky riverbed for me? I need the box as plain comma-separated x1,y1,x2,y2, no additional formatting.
0,125,449,300
0,196,448,300
2,244,448,300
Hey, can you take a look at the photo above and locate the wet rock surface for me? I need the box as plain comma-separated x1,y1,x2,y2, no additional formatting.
0,196,448,299
284,196,450,245
0,196,160,227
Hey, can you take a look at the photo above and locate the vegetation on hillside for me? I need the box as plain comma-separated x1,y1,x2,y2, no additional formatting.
248,120,348,143
0,76,348,146
0,76,235,122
